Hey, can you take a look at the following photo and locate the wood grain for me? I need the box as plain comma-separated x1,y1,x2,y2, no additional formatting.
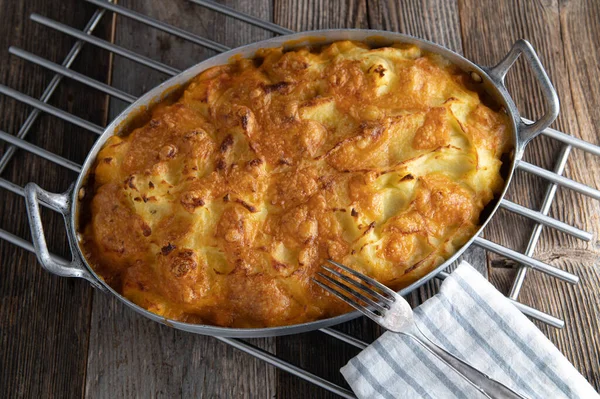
0,1,112,398
458,0,600,389
554,0,600,387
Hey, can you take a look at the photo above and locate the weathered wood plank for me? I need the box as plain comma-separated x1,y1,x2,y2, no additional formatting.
458,0,600,390
274,0,368,30
84,1,276,398
85,294,276,399
367,0,463,53
0,1,113,398
554,0,600,388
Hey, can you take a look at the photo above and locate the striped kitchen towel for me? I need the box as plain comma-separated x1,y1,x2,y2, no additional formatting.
340,261,599,399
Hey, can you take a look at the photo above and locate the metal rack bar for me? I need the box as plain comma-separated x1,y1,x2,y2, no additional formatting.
0,178,27,197
523,117,600,156
0,228,67,264
85,0,230,52
188,0,294,35
9,47,136,104
510,301,564,328
510,144,573,299
0,130,81,172
473,237,579,284
319,328,370,350
0,8,106,174
0,85,104,135
517,160,600,200
30,14,180,76
499,199,591,241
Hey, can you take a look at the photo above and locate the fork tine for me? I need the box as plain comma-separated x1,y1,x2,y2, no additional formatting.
321,265,391,305
327,259,398,299
317,272,388,313
312,278,383,323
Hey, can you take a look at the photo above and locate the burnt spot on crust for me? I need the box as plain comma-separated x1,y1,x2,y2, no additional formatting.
247,158,263,168
351,208,359,217
125,175,137,190
103,157,113,164
301,98,319,108
134,197,142,202
180,193,205,212
141,222,152,237
241,114,249,130
220,134,234,152
159,144,178,160
401,174,415,181
368,64,386,77
170,250,196,277
136,281,148,292
148,181,155,190
223,193,230,202
235,198,257,213
263,81,291,94
319,175,335,190
278,158,292,166
252,56,264,68
215,158,227,171
272,261,290,272
359,121,385,141
161,242,176,255
185,129,205,139
231,107,253,132
362,221,375,237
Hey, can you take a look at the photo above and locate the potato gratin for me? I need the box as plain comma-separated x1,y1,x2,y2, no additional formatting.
80,41,511,327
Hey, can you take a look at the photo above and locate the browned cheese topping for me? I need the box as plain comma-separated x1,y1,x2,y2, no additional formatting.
80,41,512,327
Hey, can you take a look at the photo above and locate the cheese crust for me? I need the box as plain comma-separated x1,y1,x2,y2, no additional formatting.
80,41,512,327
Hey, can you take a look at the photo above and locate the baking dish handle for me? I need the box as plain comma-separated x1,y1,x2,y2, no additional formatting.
24,182,106,291
485,39,559,152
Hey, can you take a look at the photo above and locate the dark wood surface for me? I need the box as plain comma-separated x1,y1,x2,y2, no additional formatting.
0,0,598,398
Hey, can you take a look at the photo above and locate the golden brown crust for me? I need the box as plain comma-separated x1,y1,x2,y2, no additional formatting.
80,41,511,327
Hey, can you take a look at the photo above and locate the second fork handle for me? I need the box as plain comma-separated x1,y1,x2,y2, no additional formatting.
403,331,528,399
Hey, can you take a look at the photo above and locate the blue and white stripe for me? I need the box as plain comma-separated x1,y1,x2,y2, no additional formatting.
340,262,600,399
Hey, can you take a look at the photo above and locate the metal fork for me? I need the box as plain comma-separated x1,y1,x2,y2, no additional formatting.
314,260,528,399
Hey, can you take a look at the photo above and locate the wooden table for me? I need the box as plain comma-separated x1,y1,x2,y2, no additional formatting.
1,1,598,397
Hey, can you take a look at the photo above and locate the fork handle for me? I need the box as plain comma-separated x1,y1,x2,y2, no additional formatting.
403,331,528,399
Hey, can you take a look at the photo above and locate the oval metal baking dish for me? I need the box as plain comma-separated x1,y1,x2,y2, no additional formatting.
23,29,559,338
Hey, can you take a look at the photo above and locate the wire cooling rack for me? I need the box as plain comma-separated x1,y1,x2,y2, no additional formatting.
1,1,599,397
